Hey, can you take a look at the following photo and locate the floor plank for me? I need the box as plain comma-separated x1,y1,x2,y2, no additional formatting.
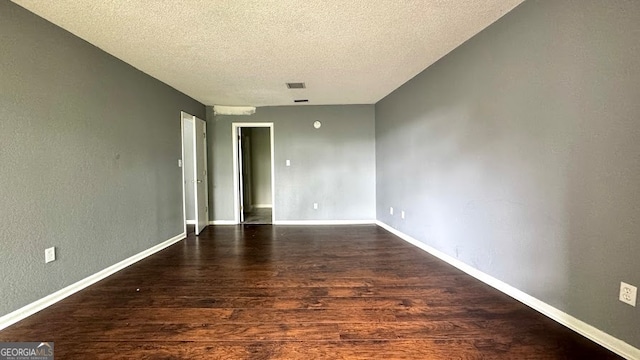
0,225,623,359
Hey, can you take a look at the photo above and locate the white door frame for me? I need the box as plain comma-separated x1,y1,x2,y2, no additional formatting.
232,123,275,224
238,127,246,223
194,116,209,234
180,113,188,236
181,111,209,234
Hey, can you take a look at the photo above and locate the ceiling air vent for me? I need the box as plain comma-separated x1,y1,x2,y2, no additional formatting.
294,99,309,103
286,82,306,89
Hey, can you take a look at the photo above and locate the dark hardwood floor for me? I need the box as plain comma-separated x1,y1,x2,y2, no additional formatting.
0,225,623,359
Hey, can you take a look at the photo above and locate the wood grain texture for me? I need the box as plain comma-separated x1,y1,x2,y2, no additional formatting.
0,225,623,359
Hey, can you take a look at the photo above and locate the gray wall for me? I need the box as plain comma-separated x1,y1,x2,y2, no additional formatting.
183,118,196,220
0,1,205,316
375,0,640,348
208,105,375,222
250,127,272,207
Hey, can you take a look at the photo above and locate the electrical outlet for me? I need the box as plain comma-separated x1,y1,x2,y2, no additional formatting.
390,207,394,215
401,211,405,219
45,247,56,263
619,282,637,307
313,203,318,210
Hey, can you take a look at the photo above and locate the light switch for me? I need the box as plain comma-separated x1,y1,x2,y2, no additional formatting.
45,247,56,263
286,160,291,167
178,159,182,167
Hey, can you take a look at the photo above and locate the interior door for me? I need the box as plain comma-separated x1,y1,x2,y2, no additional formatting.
194,117,208,235
237,127,245,223
242,131,252,215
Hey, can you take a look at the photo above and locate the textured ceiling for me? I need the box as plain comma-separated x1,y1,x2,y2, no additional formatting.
12,0,524,107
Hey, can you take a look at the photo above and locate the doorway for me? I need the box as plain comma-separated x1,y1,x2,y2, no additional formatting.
181,112,209,235
232,123,274,224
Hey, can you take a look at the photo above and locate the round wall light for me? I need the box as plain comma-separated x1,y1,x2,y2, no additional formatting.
313,121,322,129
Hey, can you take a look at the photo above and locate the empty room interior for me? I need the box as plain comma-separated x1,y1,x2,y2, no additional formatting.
1,0,639,359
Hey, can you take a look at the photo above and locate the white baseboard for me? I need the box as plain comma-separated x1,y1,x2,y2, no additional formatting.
274,220,375,226
0,232,186,331
252,204,273,209
185,220,196,225
375,221,639,360
209,220,237,225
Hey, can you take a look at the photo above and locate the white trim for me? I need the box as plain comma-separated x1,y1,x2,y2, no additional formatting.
209,220,237,225
274,220,375,226
185,220,196,225
180,112,188,236
194,116,209,235
252,204,273,209
232,126,239,224
0,233,186,331
269,125,275,223
375,221,640,360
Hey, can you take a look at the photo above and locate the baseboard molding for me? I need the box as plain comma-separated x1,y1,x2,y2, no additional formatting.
252,204,273,209
375,221,639,360
185,220,196,225
274,220,375,226
0,232,186,332
209,220,237,225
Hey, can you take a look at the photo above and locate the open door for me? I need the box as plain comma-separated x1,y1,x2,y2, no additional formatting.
237,127,245,223
241,130,253,218
237,128,255,223
193,117,209,235
233,123,275,224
